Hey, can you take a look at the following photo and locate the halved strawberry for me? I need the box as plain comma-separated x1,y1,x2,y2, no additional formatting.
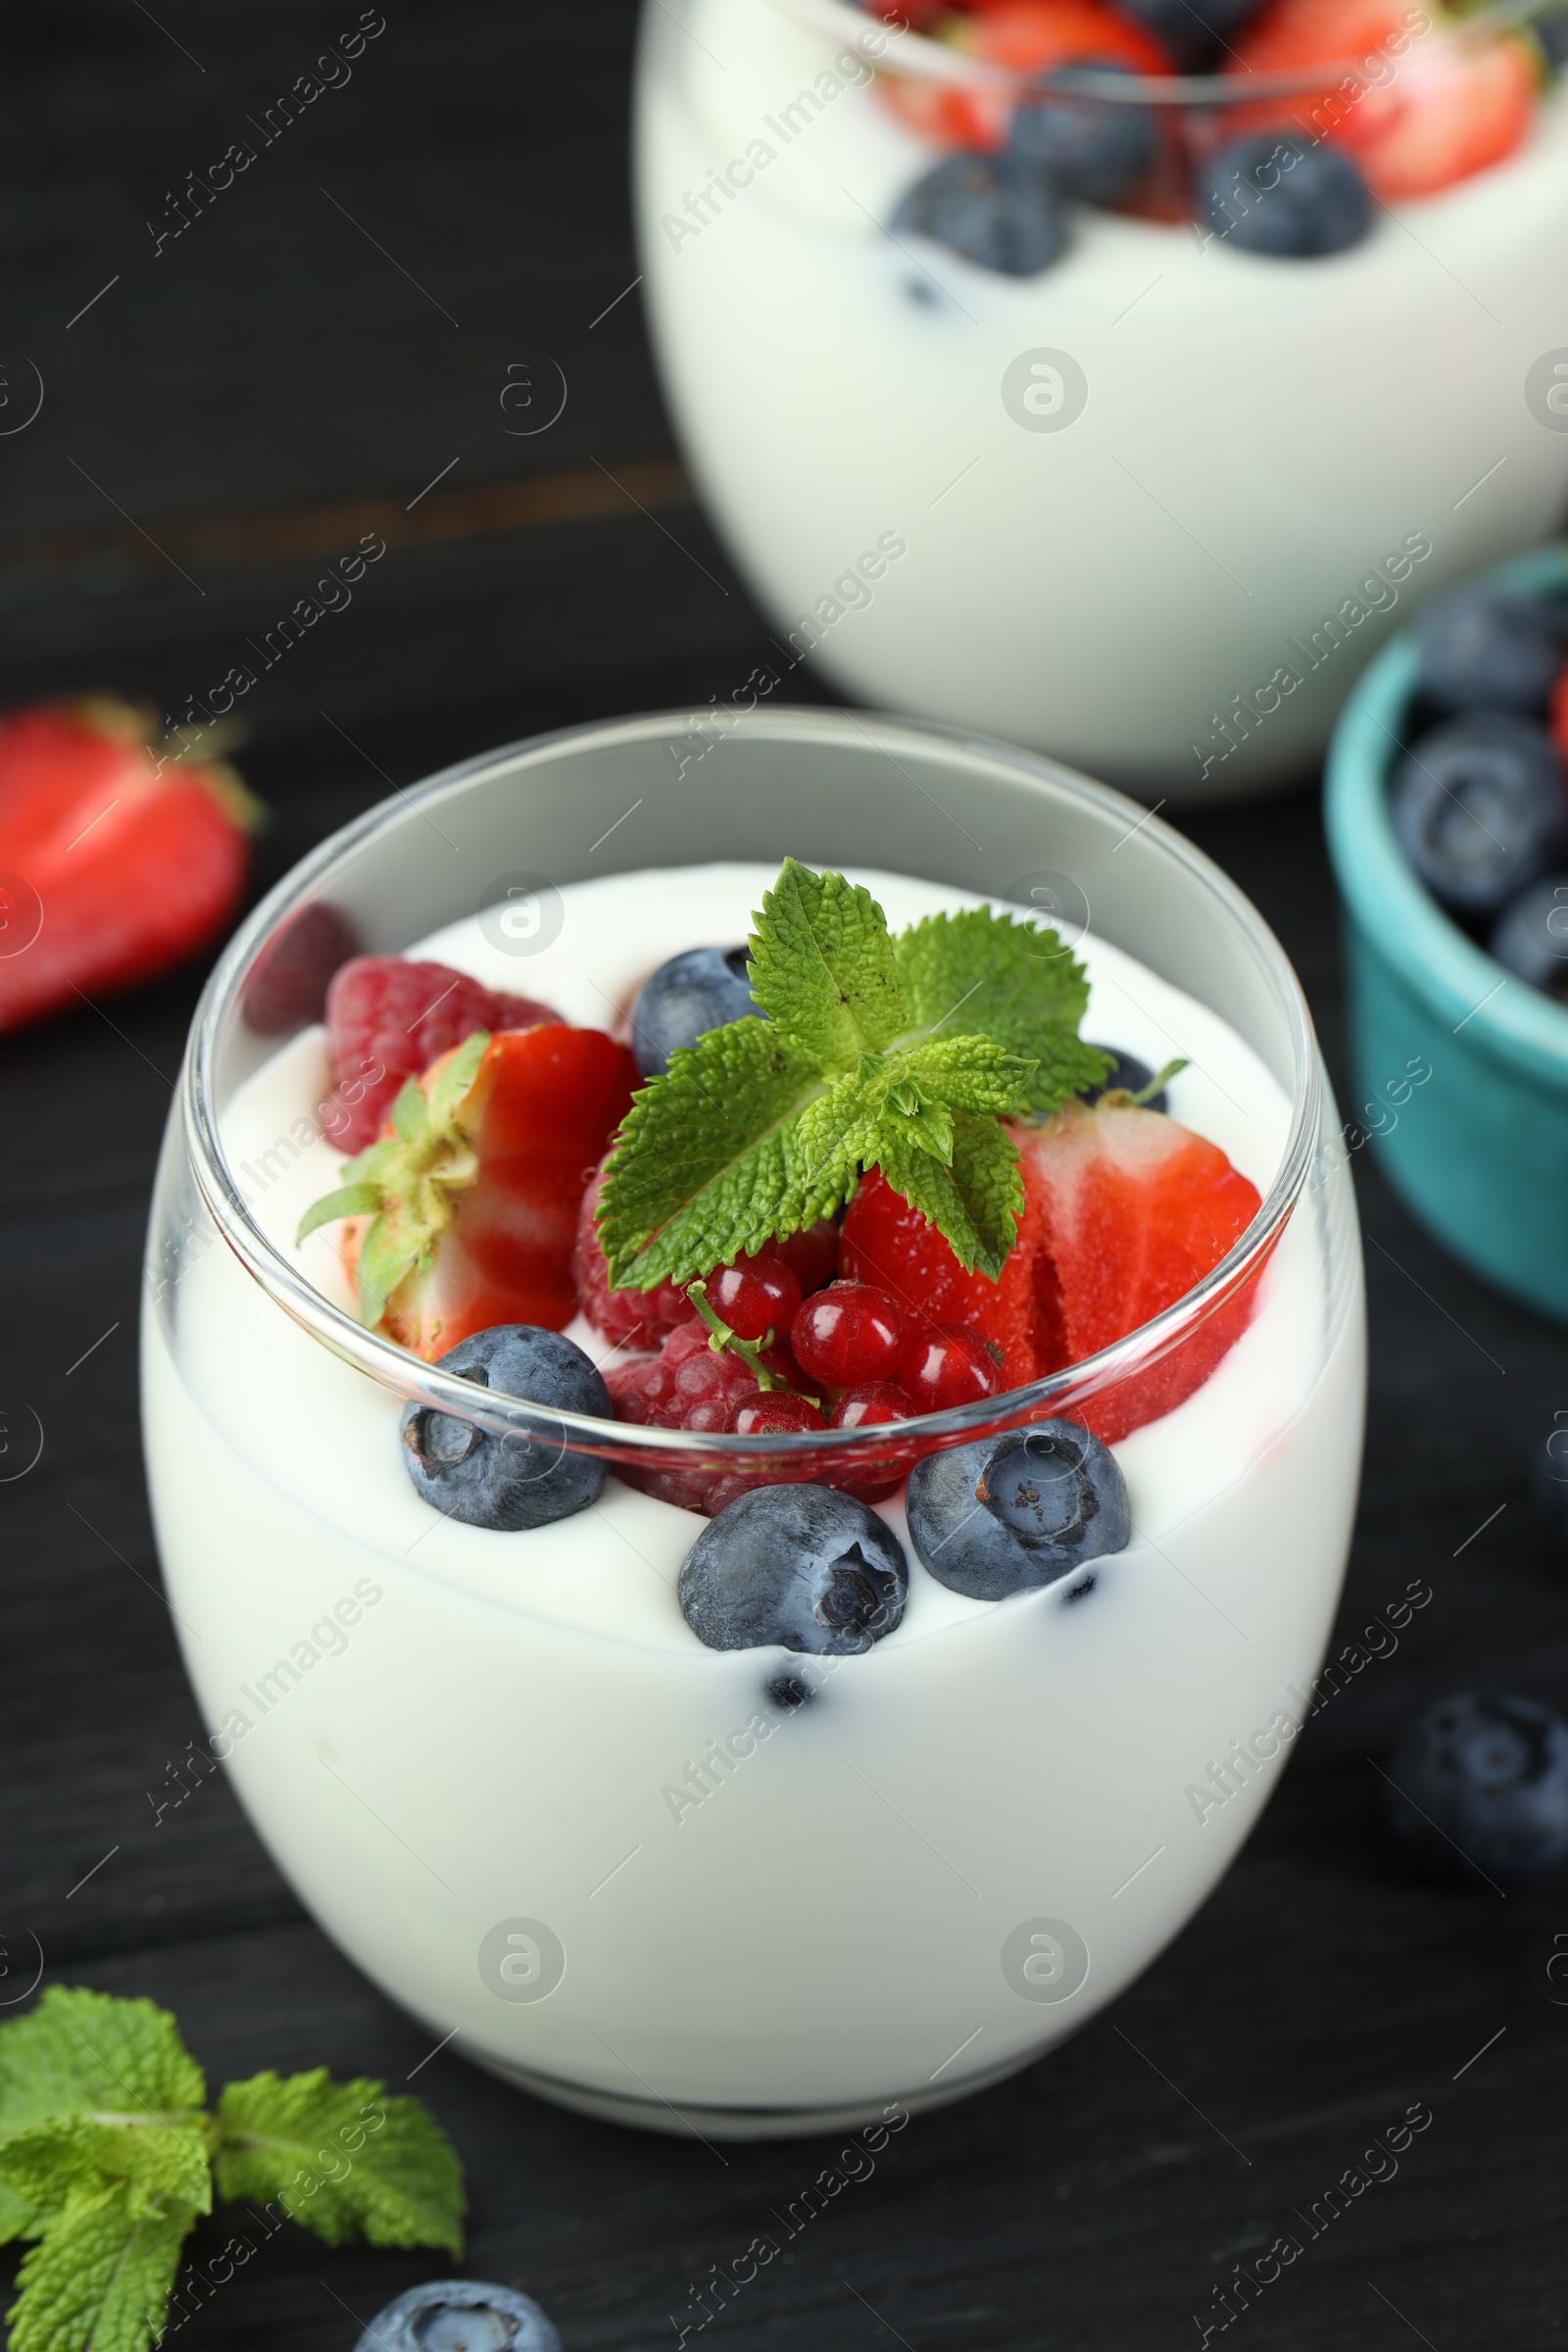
300,1024,640,1358
882,0,1171,150
1223,0,1535,199
0,700,254,1034
842,1099,1264,1440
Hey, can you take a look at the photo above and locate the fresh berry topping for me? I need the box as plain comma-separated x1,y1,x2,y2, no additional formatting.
1419,587,1568,717
1007,61,1156,205
400,1326,611,1531
1084,1045,1164,1108
842,1167,1056,1387
791,1282,910,1389
706,1251,803,1344
0,700,254,1035
604,1319,760,1431
1382,1692,1568,1886
678,1487,908,1653
772,1217,842,1297
906,1420,1131,1597
629,945,760,1078
1016,1099,1262,1437
301,1024,638,1357
1198,134,1370,258
324,956,562,1152
730,1392,827,1436
241,903,360,1035
1119,0,1257,70
1341,35,1536,201
1391,715,1568,916
572,1156,698,1351
354,2280,562,2352
892,152,1068,275
829,1382,919,1502
1489,875,1568,1001
829,1382,918,1432
899,1323,1004,1415
883,0,1171,147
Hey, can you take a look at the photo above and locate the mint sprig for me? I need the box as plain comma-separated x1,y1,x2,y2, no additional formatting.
598,861,1109,1290
0,1987,465,2352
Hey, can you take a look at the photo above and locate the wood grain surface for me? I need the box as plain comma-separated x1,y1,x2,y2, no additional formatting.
3,5,1567,2348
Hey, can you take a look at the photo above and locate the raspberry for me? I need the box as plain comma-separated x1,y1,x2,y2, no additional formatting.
900,1325,1004,1416
605,1323,831,1514
323,956,561,1151
572,1159,698,1352
791,1282,909,1390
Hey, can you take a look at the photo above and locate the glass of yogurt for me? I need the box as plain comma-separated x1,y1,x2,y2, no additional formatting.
142,708,1364,2138
634,0,1568,801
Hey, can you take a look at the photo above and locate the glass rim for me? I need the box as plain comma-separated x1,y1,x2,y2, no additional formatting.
180,706,1322,1464
775,0,1553,108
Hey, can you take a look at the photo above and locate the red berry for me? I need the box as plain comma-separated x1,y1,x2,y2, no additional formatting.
573,1157,698,1352
705,1251,802,1343
829,1382,917,1432
242,903,360,1035
773,1219,841,1297
323,956,562,1151
791,1282,909,1389
729,1392,825,1436
899,1324,1003,1415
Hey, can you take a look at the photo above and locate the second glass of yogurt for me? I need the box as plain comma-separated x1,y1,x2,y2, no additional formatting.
635,0,1568,798
142,709,1364,2136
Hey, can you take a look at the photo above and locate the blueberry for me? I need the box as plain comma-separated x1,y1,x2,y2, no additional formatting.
1417,586,1568,716
1382,1692,1568,1886
1540,5,1568,69
1084,1045,1165,1110
1490,873,1568,1000
1008,62,1154,206
353,2280,562,2352
401,1326,610,1532
631,946,760,1078
1198,135,1370,259
1118,0,1256,67
906,1421,1130,1600
892,152,1067,277
679,1485,907,1653
1391,714,1567,916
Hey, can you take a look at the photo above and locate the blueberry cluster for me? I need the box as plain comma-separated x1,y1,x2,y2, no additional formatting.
1389,584,1568,1004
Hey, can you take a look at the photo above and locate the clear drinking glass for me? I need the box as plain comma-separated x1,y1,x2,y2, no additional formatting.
142,708,1364,2137
634,0,1568,800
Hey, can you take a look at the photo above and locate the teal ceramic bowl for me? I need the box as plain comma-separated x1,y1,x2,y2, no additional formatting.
1325,543,1568,1323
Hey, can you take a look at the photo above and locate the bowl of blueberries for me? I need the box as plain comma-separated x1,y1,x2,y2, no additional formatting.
1325,543,1568,1320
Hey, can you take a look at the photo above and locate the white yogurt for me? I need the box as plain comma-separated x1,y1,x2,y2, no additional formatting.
142,864,1364,2133
635,0,1568,797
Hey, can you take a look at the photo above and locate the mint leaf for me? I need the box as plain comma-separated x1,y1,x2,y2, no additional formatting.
0,1987,206,2137
896,907,1110,1113
597,1019,833,1286
748,860,905,1068
6,2180,195,2352
0,2115,209,2243
876,1110,1024,1282
214,2070,464,2256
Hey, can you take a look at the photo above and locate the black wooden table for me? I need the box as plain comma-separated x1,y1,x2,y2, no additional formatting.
5,7,1567,2347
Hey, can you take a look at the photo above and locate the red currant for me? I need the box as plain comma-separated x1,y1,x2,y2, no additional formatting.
899,1324,1004,1414
829,1382,916,1432
703,1250,802,1343
729,1392,826,1436
773,1218,841,1297
790,1282,909,1389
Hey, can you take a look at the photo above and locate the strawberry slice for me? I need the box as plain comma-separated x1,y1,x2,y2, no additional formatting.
842,1099,1264,1440
300,1024,640,1358
0,700,253,1034
884,0,1171,150
1224,0,1535,199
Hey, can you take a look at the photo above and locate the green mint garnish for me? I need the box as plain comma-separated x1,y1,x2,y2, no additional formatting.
0,1987,465,2352
598,860,1110,1291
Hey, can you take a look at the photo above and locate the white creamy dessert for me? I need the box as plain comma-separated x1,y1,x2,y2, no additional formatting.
635,0,1568,796
142,862,1364,2132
